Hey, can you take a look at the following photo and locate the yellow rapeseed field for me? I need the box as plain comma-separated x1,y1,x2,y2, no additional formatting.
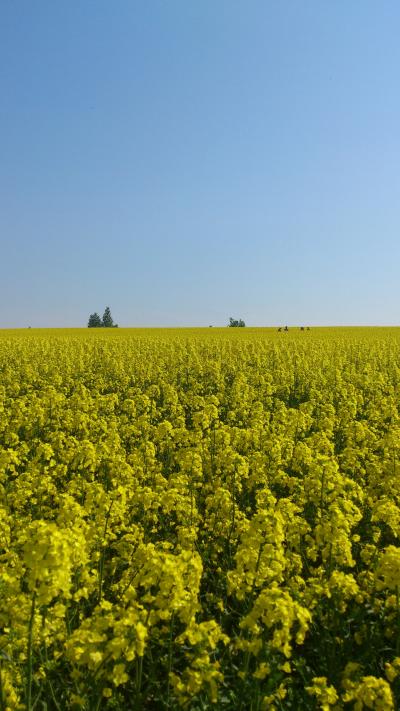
1,327,400,710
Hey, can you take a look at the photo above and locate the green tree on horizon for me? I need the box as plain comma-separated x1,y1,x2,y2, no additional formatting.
88,312,102,328
228,317,246,327
87,308,118,328
102,307,115,328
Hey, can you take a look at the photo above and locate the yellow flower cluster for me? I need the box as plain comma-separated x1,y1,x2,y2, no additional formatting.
1,326,400,708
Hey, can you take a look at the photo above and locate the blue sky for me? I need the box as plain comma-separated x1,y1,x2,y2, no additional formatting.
1,1,400,327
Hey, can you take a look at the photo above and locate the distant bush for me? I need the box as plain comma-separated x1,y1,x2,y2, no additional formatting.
228,317,245,327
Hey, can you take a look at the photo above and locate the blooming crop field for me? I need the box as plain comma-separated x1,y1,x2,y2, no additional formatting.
2,327,400,710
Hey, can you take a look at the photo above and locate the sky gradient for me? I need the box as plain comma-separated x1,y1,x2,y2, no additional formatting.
1,1,400,327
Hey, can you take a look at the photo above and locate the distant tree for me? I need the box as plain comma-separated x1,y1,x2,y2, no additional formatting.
228,317,246,327
102,307,117,328
88,312,102,328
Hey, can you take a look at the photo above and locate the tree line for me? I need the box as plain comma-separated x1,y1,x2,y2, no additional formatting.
88,307,118,328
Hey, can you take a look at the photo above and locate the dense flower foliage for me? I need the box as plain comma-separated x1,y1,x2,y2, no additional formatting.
1,326,400,709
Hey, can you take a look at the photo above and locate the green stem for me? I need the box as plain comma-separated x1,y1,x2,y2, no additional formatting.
320,468,325,512
98,501,114,603
0,660,6,711
92,693,102,711
42,616,62,711
135,655,144,709
30,686,44,711
26,592,37,711
396,585,400,655
166,613,175,708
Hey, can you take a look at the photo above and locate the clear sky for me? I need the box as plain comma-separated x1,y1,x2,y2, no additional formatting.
1,1,400,327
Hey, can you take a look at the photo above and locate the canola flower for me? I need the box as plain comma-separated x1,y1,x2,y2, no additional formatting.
1,326,400,709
